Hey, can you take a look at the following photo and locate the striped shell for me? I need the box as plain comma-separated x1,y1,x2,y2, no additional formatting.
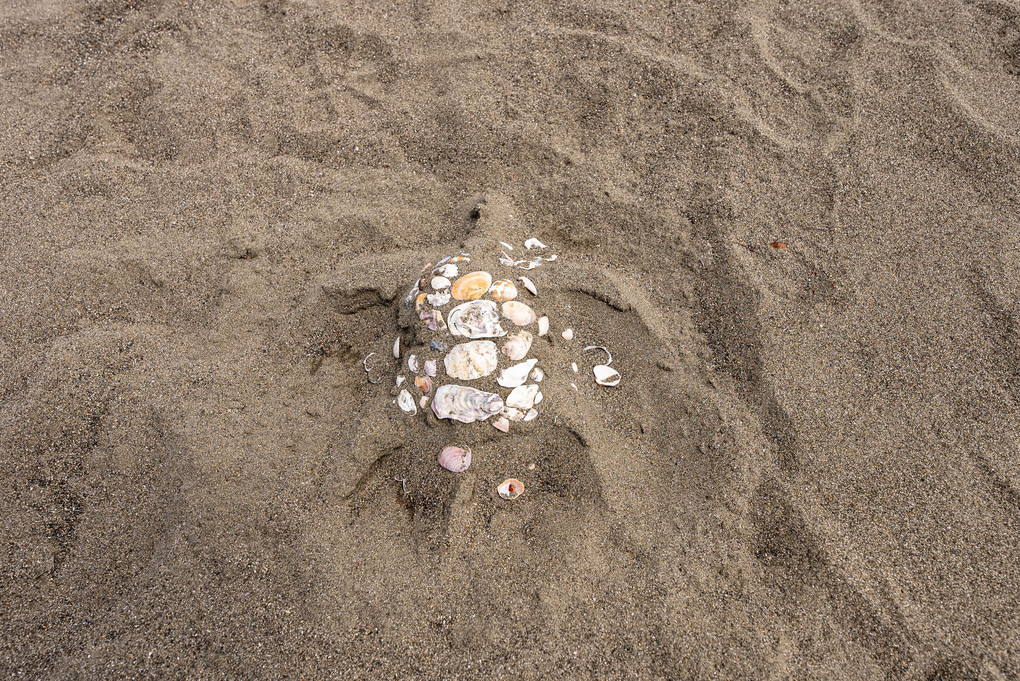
451,271,492,301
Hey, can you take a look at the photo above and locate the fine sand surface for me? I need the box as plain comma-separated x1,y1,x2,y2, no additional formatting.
2,0,1019,678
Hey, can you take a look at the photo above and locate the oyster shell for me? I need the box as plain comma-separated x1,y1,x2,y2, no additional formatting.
434,263,458,278
431,384,504,423
506,384,540,409
497,358,539,388
538,316,549,336
502,301,537,326
519,276,537,296
451,271,492,301
501,330,533,361
498,478,525,500
444,340,499,380
593,365,621,387
448,300,506,339
438,445,471,473
397,389,416,414
489,280,518,302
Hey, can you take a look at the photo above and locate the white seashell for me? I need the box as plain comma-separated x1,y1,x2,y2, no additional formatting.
593,364,621,386
434,263,458,278
530,367,544,382
431,384,504,423
492,417,510,433
396,375,405,387
534,390,543,404
427,291,451,306
499,251,515,267
499,241,514,251
524,238,547,249
489,280,518,303
431,276,451,290
498,478,524,500
424,359,438,377
538,316,549,336
561,328,574,341
393,336,401,358
438,445,471,473
524,409,538,422
447,300,507,339
497,359,539,388
444,341,499,380
407,354,418,373
420,396,429,408
518,276,537,296
572,362,578,373
501,330,533,361
397,389,416,414
501,406,525,421
502,301,536,326
506,384,540,409
570,382,578,391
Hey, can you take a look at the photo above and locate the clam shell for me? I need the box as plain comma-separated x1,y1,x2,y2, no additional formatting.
447,300,506,339
431,276,451,290
492,417,510,433
538,316,549,336
519,276,537,296
420,308,447,332
501,406,525,421
438,445,471,473
427,291,451,306
407,354,418,373
444,340,499,380
501,330,533,361
497,358,539,388
593,364,621,387
431,384,504,423
415,375,433,393
498,478,524,500
424,359,438,377
502,301,537,326
397,389,416,414
489,279,518,302
451,271,492,301
505,384,540,409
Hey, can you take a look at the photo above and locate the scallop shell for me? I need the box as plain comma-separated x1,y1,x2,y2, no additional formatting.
447,300,506,339
431,384,504,423
397,389,416,414
489,280,518,303
519,276,537,296
502,301,537,327
427,291,451,306
424,359,438,377
593,365,621,387
498,478,524,500
492,417,510,433
431,276,451,290
506,384,540,409
415,375,433,393
438,445,471,473
451,271,492,301
444,341,499,380
497,359,539,388
537,316,549,336
501,330,533,361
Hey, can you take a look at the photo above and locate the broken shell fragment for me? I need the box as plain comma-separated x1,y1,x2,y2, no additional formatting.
447,300,506,339
501,330,533,361
524,409,538,422
431,384,504,423
584,345,613,365
572,362,578,372
397,389,416,414
501,406,525,421
530,366,544,382
506,384,540,409
451,271,492,301
538,316,549,336
427,291,451,307
489,280,518,303
502,301,537,326
396,375,405,387
524,238,547,249
407,354,419,373
431,276,451,290
420,396,429,408
593,365,621,387
430,340,447,352
424,359,438,377
420,308,447,332
438,445,471,473
499,241,514,251
561,328,574,341
434,263,458,278
519,276,537,296
498,478,525,500
415,292,427,311
444,340,499,380
492,417,510,433
498,358,539,388
415,375,433,393
393,336,401,358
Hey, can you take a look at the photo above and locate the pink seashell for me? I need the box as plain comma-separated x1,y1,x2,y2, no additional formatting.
502,301,536,326
492,417,510,433
438,445,471,473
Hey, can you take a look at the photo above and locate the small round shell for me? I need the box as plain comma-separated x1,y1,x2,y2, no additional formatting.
498,478,525,500
438,445,471,473
561,328,574,341
489,280,518,303
431,276,451,290
451,271,493,301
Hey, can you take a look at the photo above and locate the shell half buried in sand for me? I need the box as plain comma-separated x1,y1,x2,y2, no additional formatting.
498,478,525,500
593,364,621,387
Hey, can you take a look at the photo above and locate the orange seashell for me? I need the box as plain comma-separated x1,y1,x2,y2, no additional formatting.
415,375,433,393
415,292,427,312
451,271,492,301
770,241,788,251
489,280,518,303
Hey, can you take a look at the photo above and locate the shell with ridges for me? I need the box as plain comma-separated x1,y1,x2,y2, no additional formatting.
447,300,506,338
451,271,492,301
438,445,471,473
489,280,518,302
498,478,525,500
431,384,504,423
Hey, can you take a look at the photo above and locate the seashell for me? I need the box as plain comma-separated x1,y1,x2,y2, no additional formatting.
499,241,514,251
502,301,536,326
393,336,401,358
430,340,447,352
538,316,549,336
431,384,504,423
427,291,451,307
397,389,416,414
450,255,471,263
451,271,492,301
572,362,578,373
492,417,510,433
415,375,433,393
499,251,515,267
570,382,578,391
530,366,544,382
535,390,543,404
524,238,546,249
415,292,427,312
501,330,533,361
434,263,458,278
396,375,405,387
489,280,518,303
497,358,539,388
420,308,447,332
498,478,524,500
418,276,428,290
444,341,499,380
519,276,537,296
583,345,613,365
438,445,471,473
593,364,621,387
407,354,418,373
561,328,574,341
431,276,451,290
506,384,540,409
420,396,429,408
524,409,538,422
424,359,438,377
447,300,506,339
501,406,525,421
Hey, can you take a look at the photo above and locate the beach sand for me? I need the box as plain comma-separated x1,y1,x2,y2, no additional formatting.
1,0,1019,678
